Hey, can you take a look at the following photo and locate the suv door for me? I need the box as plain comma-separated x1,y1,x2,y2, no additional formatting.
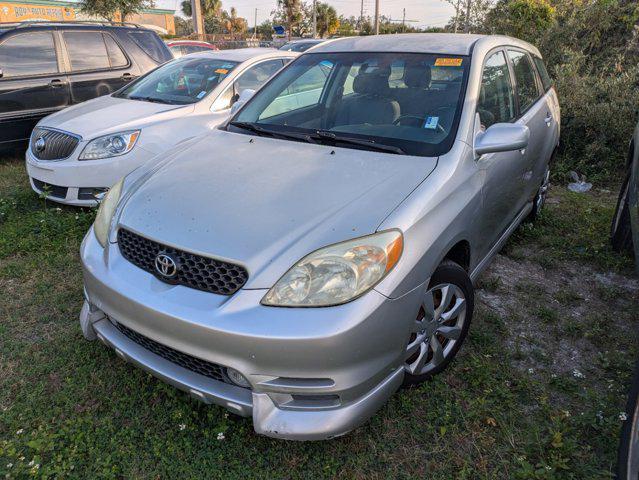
0,30,70,148
507,49,548,202
61,30,135,104
475,49,525,255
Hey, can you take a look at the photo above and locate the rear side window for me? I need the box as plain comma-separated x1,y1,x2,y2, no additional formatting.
236,59,284,92
533,56,552,91
104,34,128,68
0,32,58,77
129,31,167,63
478,51,516,128
507,50,540,112
64,32,111,71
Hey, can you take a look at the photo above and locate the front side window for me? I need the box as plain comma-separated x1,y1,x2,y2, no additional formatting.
478,51,516,128
235,60,284,92
232,52,469,157
508,50,540,112
116,57,238,105
0,32,58,77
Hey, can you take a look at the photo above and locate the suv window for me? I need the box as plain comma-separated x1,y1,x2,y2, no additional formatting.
507,50,540,113
532,56,552,92
104,34,128,68
64,31,113,71
0,32,58,77
236,60,284,92
129,31,167,63
478,50,515,128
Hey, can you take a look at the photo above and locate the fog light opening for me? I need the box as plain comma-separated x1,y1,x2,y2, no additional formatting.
226,368,251,388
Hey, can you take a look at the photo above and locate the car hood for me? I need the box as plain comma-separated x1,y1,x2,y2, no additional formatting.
117,130,438,289
40,95,193,138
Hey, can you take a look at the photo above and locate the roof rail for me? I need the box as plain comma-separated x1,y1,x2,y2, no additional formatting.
0,20,144,29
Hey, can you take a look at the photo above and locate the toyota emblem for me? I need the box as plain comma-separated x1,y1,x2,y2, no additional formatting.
154,252,178,278
34,137,46,153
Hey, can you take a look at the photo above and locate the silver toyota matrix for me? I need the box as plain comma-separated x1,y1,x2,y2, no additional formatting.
79,34,560,440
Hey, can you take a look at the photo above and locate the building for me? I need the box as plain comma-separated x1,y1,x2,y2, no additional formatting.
0,0,175,34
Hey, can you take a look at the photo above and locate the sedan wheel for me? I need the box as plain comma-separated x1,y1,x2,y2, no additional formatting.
403,260,474,385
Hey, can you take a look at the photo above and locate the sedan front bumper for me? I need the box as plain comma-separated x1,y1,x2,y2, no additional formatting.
80,228,423,440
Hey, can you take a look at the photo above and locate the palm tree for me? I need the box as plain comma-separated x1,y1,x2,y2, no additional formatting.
277,0,302,39
181,0,222,19
221,7,247,34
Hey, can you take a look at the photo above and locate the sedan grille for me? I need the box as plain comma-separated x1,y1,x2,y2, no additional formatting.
30,127,80,160
117,228,249,295
114,321,240,386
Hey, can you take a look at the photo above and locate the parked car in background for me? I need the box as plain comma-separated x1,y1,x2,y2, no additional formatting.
25,48,296,205
0,21,172,153
611,119,639,272
166,40,218,58
279,38,325,52
79,34,559,440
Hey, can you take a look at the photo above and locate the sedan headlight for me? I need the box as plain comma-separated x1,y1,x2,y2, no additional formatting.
262,230,403,307
93,178,124,247
79,131,140,160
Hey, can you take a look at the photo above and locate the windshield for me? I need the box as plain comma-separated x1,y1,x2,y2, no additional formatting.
231,52,469,156
116,57,238,105
280,41,320,52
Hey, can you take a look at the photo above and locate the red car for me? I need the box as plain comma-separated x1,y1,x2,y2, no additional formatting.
165,40,218,58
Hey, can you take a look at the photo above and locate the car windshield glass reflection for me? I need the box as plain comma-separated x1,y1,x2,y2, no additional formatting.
116,57,239,105
231,52,469,156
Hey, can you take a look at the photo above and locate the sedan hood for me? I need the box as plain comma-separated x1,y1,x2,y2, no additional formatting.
118,130,437,289
41,95,193,138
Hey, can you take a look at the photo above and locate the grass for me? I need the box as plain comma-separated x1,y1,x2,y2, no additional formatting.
0,157,637,479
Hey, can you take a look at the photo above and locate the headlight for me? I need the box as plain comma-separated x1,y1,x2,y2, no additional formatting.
93,178,124,247
79,130,140,160
262,230,403,307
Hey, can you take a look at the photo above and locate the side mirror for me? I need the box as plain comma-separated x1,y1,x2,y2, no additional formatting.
0,69,3,79
475,123,529,157
230,88,256,115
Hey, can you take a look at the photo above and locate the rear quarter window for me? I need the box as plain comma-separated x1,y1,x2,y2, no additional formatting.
533,56,552,91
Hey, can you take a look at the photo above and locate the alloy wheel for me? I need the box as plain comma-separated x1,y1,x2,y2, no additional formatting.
404,283,467,376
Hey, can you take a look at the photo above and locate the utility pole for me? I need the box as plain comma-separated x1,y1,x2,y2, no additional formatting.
402,7,406,32
190,0,204,39
374,0,380,34
312,0,317,38
253,8,257,39
359,0,364,31
464,0,471,33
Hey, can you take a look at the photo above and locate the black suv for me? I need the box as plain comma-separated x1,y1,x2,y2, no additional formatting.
0,21,173,152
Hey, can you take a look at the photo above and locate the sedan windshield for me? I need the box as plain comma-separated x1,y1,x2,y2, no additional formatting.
231,52,469,156
116,57,238,105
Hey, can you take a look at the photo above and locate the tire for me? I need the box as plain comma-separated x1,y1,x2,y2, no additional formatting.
611,169,633,253
526,166,550,223
617,360,639,480
403,260,474,386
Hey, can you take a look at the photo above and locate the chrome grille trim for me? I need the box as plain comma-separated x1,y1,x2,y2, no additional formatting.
30,127,81,161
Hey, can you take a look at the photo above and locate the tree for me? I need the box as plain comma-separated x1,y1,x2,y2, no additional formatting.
276,0,302,39
181,0,221,19
315,2,339,37
174,15,193,36
221,7,248,34
79,0,154,22
483,0,554,42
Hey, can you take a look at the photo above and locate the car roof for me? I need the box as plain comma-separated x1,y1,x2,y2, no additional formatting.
167,40,213,46
187,48,297,62
0,21,157,36
312,33,540,57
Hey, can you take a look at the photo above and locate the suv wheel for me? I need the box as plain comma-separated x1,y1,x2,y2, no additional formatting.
611,169,633,253
403,260,474,386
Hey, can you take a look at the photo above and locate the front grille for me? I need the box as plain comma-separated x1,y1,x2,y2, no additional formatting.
32,179,68,199
30,127,80,160
114,321,236,385
117,228,249,295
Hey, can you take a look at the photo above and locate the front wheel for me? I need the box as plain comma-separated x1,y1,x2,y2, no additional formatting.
403,260,474,386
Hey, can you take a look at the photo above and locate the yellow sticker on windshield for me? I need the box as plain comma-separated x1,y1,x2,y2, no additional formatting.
435,58,463,67
215,68,229,74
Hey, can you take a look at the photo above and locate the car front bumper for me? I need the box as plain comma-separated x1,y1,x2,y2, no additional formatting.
25,145,157,207
80,228,423,440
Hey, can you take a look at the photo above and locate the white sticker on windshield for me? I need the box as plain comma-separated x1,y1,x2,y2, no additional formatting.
423,116,439,129
196,90,207,99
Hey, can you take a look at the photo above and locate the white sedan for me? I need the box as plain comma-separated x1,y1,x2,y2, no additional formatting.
25,48,297,206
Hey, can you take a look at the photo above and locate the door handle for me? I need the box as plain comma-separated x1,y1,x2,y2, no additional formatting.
544,113,552,126
120,73,134,81
49,78,65,87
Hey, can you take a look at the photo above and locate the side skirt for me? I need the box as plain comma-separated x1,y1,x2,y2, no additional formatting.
469,201,533,283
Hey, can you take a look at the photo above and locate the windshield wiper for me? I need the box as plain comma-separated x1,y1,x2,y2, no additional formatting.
229,121,319,144
313,130,405,155
129,95,170,104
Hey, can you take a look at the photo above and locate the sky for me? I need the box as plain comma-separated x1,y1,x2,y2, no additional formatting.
156,0,456,30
